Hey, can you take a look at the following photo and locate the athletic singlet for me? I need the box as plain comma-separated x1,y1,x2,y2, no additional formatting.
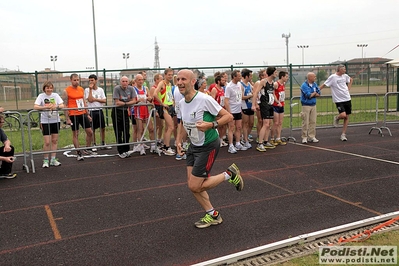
152,84,160,105
260,81,275,106
240,81,252,109
134,86,150,119
211,86,225,107
158,81,174,106
273,81,286,107
65,86,86,115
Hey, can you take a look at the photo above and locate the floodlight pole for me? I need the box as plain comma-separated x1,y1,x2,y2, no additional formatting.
50,55,57,70
282,33,291,71
297,45,309,66
92,0,99,75
357,44,368,85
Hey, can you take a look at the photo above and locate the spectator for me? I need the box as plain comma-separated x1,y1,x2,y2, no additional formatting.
0,114,16,179
62,74,94,161
112,76,137,158
34,81,64,168
84,74,111,150
300,72,321,144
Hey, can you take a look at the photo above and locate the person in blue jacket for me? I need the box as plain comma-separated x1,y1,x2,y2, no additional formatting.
300,72,321,144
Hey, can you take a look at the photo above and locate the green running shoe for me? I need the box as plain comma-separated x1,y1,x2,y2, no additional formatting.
227,163,244,191
194,213,223,228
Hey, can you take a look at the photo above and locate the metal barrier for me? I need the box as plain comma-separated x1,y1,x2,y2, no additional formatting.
26,103,159,173
377,92,399,136
289,93,380,141
2,111,29,173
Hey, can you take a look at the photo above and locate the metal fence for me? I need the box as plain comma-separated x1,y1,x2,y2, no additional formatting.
10,104,159,174
0,62,397,111
3,93,399,174
379,92,399,136
288,93,380,141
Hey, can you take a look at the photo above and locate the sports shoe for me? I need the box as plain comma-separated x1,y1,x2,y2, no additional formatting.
256,143,267,152
308,138,319,143
243,142,252,149
0,173,17,179
235,143,248,151
150,144,158,153
302,138,308,144
42,159,49,168
77,153,84,161
119,152,129,158
275,139,287,146
157,139,164,147
132,145,140,153
227,163,244,191
269,139,276,145
194,213,223,229
140,145,146,156
126,150,134,157
82,149,97,155
340,134,348,141
163,147,176,156
264,142,276,149
143,143,150,150
248,134,254,142
91,147,98,152
220,140,228,147
228,145,237,154
333,115,340,127
175,153,187,160
100,143,112,150
50,158,61,166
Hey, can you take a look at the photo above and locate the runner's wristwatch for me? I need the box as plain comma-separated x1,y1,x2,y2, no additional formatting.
212,121,218,129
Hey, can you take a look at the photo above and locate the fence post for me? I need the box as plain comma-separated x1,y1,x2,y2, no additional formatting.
103,68,110,126
35,71,39,97
14,77,19,110
397,68,399,111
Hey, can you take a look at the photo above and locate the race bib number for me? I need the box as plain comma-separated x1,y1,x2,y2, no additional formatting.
138,94,146,103
220,96,225,107
279,91,285,102
236,91,242,103
268,93,274,105
183,121,199,143
76,98,84,111
247,93,253,103
167,90,173,103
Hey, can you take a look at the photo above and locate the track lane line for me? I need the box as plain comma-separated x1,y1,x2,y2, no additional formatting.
44,205,62,240
316,190,382,216
294,142,399,165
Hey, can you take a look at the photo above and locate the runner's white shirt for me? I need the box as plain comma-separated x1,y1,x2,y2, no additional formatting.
177,92,221,146
84,87,106,110
224,81,243,114
324,74,351,103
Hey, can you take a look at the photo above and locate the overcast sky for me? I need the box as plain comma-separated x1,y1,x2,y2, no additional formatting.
1,0,399,73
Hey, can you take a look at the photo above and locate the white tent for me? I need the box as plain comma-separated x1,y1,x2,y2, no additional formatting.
385,59,399,68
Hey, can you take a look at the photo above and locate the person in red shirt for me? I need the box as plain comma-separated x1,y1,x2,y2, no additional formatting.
271,71,289,146
149,73,164,148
